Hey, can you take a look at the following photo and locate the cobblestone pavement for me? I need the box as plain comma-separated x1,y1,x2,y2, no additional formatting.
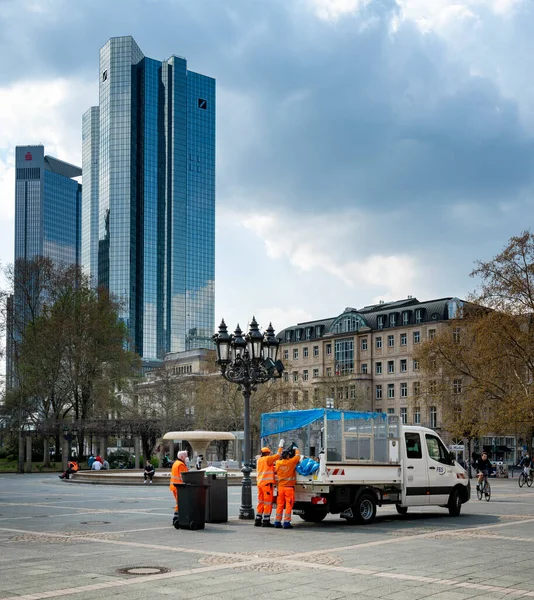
1,474,534,599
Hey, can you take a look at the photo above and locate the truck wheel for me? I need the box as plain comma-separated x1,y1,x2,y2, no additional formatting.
448,488,462,517
299,508,327,523
354,491,377,524
395,504,408,515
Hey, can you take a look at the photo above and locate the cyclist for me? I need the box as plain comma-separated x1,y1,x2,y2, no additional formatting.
519,453,532,479
474,451,493,491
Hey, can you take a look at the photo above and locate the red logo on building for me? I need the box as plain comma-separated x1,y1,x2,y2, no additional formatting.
25,152,32,161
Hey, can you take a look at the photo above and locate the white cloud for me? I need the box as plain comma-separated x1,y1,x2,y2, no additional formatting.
310,0,523,25
0,77,96,266
242,209,419,298
398,0,523,28
310,0,371,21
0,77,95,162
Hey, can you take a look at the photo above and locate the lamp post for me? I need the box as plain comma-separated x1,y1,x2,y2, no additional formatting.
213,317,284,520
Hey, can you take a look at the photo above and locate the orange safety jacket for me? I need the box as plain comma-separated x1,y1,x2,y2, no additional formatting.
68,461,79,472
169,459,188,491
256,448,282,487
275,451,300,488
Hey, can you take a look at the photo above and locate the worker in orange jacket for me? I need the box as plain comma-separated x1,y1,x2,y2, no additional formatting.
254,438,284,528
170,450,189,525
274,444,301,529
59,459,79,480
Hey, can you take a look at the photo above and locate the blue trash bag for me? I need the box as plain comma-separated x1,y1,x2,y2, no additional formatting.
296,458,320,476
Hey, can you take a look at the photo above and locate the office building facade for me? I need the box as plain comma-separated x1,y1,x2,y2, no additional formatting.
82,36,215,363
277,297,460,427
276,296,520,464
8,145,82,387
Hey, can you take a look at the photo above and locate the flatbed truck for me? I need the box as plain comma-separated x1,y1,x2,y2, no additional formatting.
260,409,471,525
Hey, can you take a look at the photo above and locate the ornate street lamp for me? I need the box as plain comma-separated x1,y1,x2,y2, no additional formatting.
213,317,284,519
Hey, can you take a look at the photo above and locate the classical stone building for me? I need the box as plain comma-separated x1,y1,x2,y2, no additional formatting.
276,297,467,433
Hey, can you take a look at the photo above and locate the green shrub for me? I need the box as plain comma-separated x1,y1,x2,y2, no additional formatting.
150,456,159,468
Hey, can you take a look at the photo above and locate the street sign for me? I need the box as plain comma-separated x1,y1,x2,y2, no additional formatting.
449,444,465,451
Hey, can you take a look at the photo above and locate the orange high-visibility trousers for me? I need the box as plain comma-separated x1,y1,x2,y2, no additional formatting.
256,484,274,517
275,487,295,523
171,486,179,512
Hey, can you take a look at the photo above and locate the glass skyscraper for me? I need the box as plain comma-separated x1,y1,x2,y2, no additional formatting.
8,145,82,388
82,36,215,363
14,145,82,267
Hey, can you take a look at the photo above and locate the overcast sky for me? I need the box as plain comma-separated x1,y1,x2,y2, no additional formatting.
0,0,533,338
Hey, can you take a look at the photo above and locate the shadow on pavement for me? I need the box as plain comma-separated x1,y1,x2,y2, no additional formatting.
293,510,502,533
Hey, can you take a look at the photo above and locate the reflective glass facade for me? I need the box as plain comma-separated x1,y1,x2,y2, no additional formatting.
15,145,82,266
81,107,99,280
82,36,215,362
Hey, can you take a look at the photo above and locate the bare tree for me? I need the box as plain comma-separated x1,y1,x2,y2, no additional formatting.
414,231,534,450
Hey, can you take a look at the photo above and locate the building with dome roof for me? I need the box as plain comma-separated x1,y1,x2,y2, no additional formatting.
276,296,466,432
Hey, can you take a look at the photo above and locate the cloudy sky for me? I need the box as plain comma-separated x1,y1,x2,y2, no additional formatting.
0,0,533,337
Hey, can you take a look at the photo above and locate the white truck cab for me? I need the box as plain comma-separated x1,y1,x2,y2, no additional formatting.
261,409,470,525
400,426,469,512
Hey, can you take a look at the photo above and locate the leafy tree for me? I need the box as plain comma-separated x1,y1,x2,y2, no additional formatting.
3,258,140,460
415,231,534,448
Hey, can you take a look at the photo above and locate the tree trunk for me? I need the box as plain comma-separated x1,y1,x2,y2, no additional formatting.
18,433,24,474
134,436,140,469
25,436,32,473
78,430,84,461
55,433,61,464
43,437,51,468
62,439,69,471
141,435,150,465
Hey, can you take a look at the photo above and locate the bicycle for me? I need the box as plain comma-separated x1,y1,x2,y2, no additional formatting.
518,468,533,488
477,474,491,501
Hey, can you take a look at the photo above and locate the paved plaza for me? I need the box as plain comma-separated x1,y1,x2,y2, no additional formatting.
1,475,534,599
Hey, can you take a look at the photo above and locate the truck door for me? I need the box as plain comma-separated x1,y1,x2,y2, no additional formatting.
425,433,456,505
403,431,429,506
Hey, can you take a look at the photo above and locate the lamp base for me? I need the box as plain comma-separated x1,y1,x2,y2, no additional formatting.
238,507,255,520
239,464,255,520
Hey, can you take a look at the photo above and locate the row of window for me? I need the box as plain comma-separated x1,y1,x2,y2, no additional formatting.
280,386,358,406
284,336,418,362
284,345,322,361
374,358,419,375
283,357,435,377
376,309,426,329
376,382,414,399
365,330,427,350
375,406,438,428
375,379,462,399
282,327,456,362
285,325,325,343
